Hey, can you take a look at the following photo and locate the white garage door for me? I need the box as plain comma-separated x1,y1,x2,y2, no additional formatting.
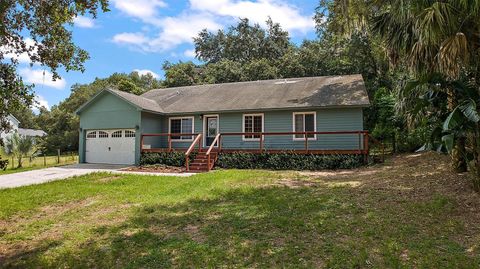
85,129,136,165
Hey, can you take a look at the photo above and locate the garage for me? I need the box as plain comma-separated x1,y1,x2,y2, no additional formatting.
85,129,136,165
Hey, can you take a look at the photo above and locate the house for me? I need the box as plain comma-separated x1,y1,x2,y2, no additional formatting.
0,115,47,142
76,75,371,170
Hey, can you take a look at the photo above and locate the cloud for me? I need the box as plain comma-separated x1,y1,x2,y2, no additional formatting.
19,68,66,90
112,32,149,46
33,95,50,111
73,15,95,28
189,0,314,33
111,0,314,53
184,49,196,58
113,13,222,52
1,38,37,64
133,69,160,78
112,0,167,23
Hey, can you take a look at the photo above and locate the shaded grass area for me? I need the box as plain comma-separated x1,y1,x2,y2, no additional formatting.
0,153,479,268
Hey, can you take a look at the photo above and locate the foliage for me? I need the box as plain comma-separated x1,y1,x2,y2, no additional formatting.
3,132,36,168
217,152,363,170
0,63,34,133
140,152,196,167
194,18,291,64
162,61,201,87
0,0,109,132
0,157,8,171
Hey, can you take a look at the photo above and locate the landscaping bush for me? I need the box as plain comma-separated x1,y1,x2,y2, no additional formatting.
140,152,196,167
141,151,364,170
216,151,364,170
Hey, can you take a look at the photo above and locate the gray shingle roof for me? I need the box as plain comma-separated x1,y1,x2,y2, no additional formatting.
140,75,369,114
18,128,47,137
77,75,370,115
107,89,164,113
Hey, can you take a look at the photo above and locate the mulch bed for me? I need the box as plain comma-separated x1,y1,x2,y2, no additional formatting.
121,164,186,173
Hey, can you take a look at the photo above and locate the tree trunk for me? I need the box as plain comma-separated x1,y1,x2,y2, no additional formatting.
451,136,467,173
447,87,468,173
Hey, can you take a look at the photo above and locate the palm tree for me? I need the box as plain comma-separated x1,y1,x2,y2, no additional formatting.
3,132,36,168
369,0,480,172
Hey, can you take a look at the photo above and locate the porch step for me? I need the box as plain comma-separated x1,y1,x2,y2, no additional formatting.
188,151,219,172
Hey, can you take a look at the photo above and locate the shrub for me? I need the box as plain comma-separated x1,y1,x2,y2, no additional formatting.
140,152,196,167
141,151,364,170
216,151,364,170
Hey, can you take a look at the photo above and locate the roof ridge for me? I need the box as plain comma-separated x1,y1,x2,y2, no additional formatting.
141,74,363,96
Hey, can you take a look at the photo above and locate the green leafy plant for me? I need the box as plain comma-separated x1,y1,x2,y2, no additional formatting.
3,133,37,168
216,152,364,170
140,152,196,167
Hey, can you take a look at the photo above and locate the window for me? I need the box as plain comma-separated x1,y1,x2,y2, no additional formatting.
169,117,194,140
293,112,316,140
98,131,109,138
86,131,97,138
112,130,123,138
243,114,263,141
125,130,135,138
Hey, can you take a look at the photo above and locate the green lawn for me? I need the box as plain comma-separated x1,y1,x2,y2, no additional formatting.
0,155,78,175
0,152,478,268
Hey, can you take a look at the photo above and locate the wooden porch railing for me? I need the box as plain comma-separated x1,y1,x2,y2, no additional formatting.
219,131,370,154
206,133,221,171
141,130,376,169
185,134,202,171
141,131,370,154
141,133,200,152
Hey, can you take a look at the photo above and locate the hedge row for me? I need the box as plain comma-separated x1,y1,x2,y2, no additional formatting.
140,152,196,167
216,152,364,170
141,151,364,170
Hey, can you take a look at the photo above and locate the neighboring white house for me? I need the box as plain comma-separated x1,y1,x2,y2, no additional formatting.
0,115,47,142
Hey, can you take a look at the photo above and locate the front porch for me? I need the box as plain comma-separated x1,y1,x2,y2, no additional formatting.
140,131,374,172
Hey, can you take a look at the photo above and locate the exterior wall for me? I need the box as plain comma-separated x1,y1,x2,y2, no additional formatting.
165,107,365,151
78,92,142,164
141,112,164,149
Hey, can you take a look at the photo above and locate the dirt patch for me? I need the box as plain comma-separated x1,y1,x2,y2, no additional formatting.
299,151,480,251
272,179,320,189
121,164,185,173
96,176,122,183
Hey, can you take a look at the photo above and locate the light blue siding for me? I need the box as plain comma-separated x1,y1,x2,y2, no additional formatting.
78,92,141,164
215,108,364,150
79,90,366,165
160,108,364,151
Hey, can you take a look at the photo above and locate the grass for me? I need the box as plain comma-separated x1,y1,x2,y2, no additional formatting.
0,152,479,268
0,155,78,175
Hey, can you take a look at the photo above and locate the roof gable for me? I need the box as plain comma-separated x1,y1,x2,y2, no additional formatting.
76,89,163,115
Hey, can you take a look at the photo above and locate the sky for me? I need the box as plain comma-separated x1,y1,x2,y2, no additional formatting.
13,0,319,111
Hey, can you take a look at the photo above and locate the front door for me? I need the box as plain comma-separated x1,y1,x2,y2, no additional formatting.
205,116,218,147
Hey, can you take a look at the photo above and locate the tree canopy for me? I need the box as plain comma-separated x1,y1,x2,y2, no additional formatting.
0,0,109,132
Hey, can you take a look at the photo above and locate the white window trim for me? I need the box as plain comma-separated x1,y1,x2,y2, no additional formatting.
203,114,220,147
169,116,195,142
292,112,317,141
242,113,264,141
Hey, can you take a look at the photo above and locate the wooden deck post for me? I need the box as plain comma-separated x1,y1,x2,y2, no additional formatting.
168,135,172,152
259,133,263,153
305,132,309,153
363,132,369,163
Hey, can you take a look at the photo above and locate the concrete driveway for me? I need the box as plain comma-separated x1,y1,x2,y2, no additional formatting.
0,164,194,189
